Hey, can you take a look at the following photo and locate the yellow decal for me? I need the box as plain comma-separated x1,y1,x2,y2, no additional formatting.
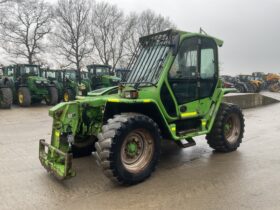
181,111,198,118
202,121,207,126
143,99,151,103
55,131,60,137
171,127,176,131
107,99,120,103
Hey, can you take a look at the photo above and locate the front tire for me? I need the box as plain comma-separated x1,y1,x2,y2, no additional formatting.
17,87,31,107
0,87,13,109
45,86,58,105
96,113,161,185
206,103,244,152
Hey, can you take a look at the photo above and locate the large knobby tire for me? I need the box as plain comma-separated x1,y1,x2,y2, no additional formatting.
63,89,75,102
0,87,13,109
206,103,245,152
45,86,58,105
96,113,161,185
17,87,31,107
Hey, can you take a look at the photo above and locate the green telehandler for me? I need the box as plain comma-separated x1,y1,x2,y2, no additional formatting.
39,29,245,185
3,64,58,107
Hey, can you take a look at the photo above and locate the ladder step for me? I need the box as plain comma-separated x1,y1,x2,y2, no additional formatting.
175,138,196,148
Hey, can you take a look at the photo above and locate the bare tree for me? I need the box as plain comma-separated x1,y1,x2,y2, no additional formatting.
91,2,134,69
52,0,92,81
124,9,175,57
0,0,52,64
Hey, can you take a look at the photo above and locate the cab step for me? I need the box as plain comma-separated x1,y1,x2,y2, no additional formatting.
175,138,196,148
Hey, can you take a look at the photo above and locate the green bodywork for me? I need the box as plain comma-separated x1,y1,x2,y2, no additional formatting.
3,64,54,101
39,29,234,179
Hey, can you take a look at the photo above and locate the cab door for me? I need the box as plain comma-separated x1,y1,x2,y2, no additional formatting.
167,36,218,135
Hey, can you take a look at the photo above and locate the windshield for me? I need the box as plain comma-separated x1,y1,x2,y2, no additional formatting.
46,71,56,79
20,66,39,76
124,30,174,86
95,67,110,76
65,71,77,80
81,72,89,79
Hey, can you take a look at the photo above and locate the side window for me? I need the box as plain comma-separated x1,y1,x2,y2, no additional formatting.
199,38,218,98
169,41,197,79
168,38,198,104
8,68,14,76
200,48,215,79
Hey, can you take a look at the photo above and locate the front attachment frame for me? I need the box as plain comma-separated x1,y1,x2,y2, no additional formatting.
39,139,75,180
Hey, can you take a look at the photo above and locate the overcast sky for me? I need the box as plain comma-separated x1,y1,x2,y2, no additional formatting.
40,0,280,74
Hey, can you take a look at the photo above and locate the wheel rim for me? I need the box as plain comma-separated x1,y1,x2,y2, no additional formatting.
64,92,69,102
121,129,154,173
18,92,24,104
224,113,241,143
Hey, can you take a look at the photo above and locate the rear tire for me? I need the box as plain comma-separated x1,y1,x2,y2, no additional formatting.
17,87,31,107
0,87,13,109
63,89,75,102
206,103,244,152
45,86,58,105
96,113,161,185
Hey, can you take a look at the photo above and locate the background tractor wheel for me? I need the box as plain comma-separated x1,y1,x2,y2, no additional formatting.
63,89,75,102
206,103,244,152
17,87,31,107
0,88,13,109
45,86,58,105
246,83,255,93
96,113,161,185
235,84,245,93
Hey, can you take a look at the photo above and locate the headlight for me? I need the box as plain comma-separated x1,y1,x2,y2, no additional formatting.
123,90,138,99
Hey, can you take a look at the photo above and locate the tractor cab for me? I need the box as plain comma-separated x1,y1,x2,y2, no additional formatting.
87,64,120,90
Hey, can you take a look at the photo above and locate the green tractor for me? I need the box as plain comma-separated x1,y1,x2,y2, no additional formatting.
0,68,13,109
41,68,64,102
62,69,91,102
39,29,245,185
87,64,120,90
2,64,58,107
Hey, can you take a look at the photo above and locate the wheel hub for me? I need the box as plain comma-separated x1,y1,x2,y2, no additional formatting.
224,113,241,143
18,93,24,104
64,92,69,102
121,129,154,173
